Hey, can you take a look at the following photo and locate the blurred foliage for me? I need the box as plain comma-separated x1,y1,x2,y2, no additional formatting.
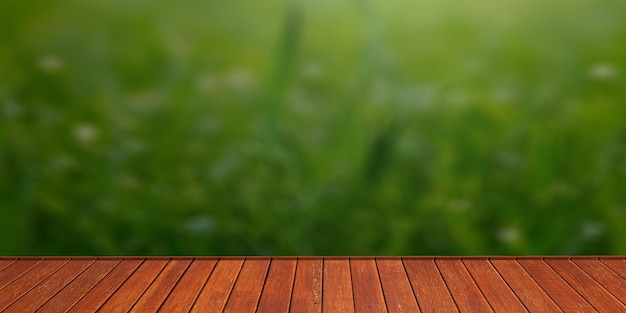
1,0,626,255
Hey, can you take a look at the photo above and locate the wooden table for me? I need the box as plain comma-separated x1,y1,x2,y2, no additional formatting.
0,256,625,312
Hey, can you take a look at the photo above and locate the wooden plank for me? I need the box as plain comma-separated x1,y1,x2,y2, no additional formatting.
436,258,493,313
545,259,626,312
0,259,68,311
573,259,626,305
95,258,168,313
256,258,297,313
290,258,322,313
403,258,458,312
463,259,527,312
222,258,271,313
68,259,143,312
376,258,420,313
0,259,17,272
190,259,244,313
490,259,562,312
0,258,43,290
159,258,217,313
601,259,626,280
129,258,192,312
351,258,387,313
36,259,120,313
323,258,355,313
517,259,595,312
4,259,93,313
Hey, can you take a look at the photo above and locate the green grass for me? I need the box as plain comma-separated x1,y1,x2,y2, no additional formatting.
1,0,626,255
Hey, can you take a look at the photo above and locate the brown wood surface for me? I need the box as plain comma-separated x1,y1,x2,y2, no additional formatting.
323,258,355,313
489,258,562,312
36,259,120,312
256,258,297,313
0,259,68,311
351,258,387,313
129,258,192,312
462,259,528,313
436,258,493,312
0,258,43,290
545,258,626,312
517,259,595,312
573,258,626,305
96,258,168,313
5,259,93,313
0,257,624,313
377,258,420,313
158,258,217,313
222,258,270,313
190,259,244,313
290,258,322,313
68,258,143,312
403,258,459,312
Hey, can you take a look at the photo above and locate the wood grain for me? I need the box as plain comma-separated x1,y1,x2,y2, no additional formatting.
436,258,493,313
158,258,217,313
96,258,168,313
256,258,297,313
190,258,244,313
36,259,120,312
490,258,562,312
68,258,143,312
377,258,420,313
323,258,355,313
0,259,68,311
290,258,322,313
129,258,191,312
545,258,626,312
222,258,271,313
463,259,527,312
517,259,595,312
573,258,626,305
403,258,459,312
4,259,93,313
0,258,43,290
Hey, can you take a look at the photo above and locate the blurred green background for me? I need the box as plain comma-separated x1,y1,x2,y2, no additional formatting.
1,0,625,256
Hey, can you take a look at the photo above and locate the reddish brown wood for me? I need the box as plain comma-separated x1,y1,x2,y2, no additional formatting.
350,258,387,313
4,259,93,313
436,258,493,313
323,258,355,313
222,258,270,313
0,259,17,272
0,259,68,311
545,259,626,312
159,258,217,313
68,258,143,312
97,258,169,313
463,259,528,312
517,259,595,312
0,258,42,290
403,258,459,312
377,258,420,313
601,259,626,280
36,259,120,312
490,259,562,312
129,258,192,312
190,259,244,313
0,256,624,313
290,258,322,313
256,258,297,313
573,259,626,305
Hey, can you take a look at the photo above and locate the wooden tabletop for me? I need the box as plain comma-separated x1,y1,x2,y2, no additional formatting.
0,256,624,312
